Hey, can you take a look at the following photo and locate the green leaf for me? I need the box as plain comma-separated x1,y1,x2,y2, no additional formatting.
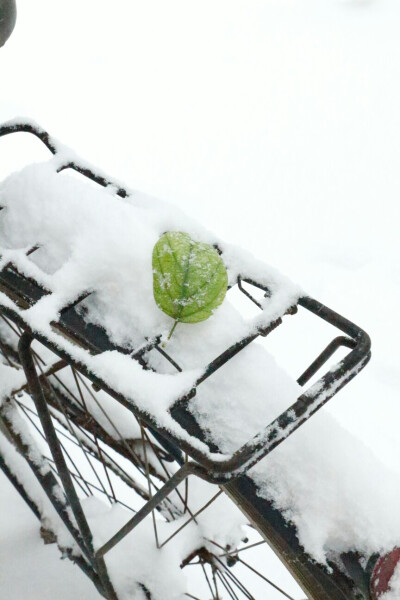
152,232,228,336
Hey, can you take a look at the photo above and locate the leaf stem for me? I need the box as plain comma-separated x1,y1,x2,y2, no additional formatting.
167,320,179,341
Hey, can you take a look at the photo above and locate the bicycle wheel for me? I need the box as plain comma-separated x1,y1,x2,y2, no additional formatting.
0,316,304,600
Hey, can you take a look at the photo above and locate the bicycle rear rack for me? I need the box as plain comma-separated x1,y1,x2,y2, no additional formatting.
0,120,383,600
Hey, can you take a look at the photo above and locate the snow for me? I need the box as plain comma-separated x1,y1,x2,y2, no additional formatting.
190,339,400,563
191,343,301,450
0,156,308,598
1,0,400,598
0,159,300,348
0,422,78,553
251,413,400,563
1,142,397,595
0,361,25,402
0,467,101,600
0,157,302,463
83,476,247,600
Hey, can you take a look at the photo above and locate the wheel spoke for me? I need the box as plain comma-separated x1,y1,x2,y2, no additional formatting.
219,540,266,558
213,557,255,600
238,557,295,600
141,423,160,548
71,368,117,503
216,569,240,600
159,490,223,549
35,362,114,506
201,563,217,600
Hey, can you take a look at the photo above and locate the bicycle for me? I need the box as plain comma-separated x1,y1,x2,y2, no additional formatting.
0,119,396,600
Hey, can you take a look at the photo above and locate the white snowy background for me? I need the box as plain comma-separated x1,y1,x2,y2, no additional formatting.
0,0,400,598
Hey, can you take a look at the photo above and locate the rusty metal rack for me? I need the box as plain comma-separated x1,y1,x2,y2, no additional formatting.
0,121,377,600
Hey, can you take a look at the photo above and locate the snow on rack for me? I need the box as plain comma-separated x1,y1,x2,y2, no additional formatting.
0,155,399,576
0,158,301,457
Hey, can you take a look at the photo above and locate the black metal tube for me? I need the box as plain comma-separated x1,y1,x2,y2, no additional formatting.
0,121,57,153
297,336,356,387
18,332,95,555
0,121,128,198
96,463,192,558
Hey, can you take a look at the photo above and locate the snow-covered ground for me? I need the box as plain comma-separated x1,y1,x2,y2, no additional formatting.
1,0,400,598
0,470,101,599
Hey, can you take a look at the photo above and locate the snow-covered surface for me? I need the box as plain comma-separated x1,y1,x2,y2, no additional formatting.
0,157,300,344
85,480,245,600
0,158,307,598
0,462,302,599
1,143,399,596
1,0,400,598
0,157,301,461
0,467,101,600
190,341,400,563
0,423,77,552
